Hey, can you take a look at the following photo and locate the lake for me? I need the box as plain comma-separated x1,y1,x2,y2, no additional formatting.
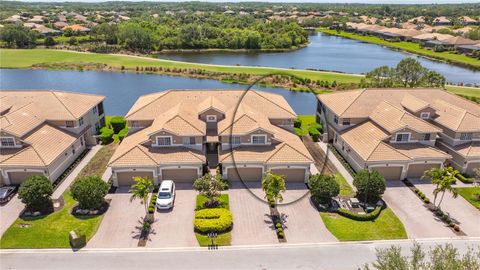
158,32,479,85
0,69,317,116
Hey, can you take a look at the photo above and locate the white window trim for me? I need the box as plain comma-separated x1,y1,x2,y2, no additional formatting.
155,136,173,146
232,136,241,145
420,112,430,119
422,133,431,141
206,115,217,122
183,136,196,145
460,132,473,141
395,132,411,143
0,137,19,148
342,118,351,126
251,134,267,145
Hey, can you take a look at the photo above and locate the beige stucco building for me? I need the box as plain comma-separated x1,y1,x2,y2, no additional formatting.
317,88,479,180
0,90,105,185
109,89,313,186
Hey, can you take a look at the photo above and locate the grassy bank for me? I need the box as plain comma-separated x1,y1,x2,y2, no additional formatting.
0,49,363,84
318,29,480,70
455,187,480,210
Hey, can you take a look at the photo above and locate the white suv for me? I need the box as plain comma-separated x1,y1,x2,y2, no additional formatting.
156,180,175,210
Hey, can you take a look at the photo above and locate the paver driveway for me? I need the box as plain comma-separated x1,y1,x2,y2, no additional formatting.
278,183,337,243
148,184,198,247
229,181,278,245
383,181,455,239
87,187,145,248
411,179,480,237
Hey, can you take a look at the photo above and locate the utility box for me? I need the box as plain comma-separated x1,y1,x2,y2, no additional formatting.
69,230,86,248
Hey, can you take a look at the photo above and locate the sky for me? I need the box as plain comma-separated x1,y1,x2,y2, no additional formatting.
12,0,480,3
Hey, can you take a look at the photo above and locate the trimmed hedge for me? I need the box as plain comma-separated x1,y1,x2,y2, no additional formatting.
118,127,129,141
110,116,126,134
337,206,382,221
293,118,302,128
309,126,320,142
194,208,233,233
457,174,474,184
99,127,114,144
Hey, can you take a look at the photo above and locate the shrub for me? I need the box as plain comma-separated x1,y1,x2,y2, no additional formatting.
110,116,126,134
293,118,302,128
457,174,474,184
310,122,323,133
194,208,233,233
337,206,382,221
308,174,340,204
99,127,114,144
276,223,282,229
71,176,109,210
277,232,285,238
308,126,320,142
18,175,53,211
118,127,129,141
353,169,386,203
423,198,430,204
44,36,55,47
193,174,227,198
453,225,460,232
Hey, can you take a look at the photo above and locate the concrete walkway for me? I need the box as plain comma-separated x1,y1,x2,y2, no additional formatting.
52,145,102,199
0,196,24,237
317,141,356,191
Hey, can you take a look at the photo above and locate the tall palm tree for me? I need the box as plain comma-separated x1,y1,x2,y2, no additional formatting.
129,176,153,221
422,167,444,206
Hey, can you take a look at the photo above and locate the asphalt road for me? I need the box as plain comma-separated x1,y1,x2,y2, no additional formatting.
1,238,479,270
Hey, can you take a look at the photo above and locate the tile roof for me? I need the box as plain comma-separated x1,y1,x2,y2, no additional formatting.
452,142,480,158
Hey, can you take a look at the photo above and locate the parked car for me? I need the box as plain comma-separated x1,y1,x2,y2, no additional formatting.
156,180,175,210
0,186,17,204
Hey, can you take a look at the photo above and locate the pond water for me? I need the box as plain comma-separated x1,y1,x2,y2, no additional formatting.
158,32,479,85
0,69,317,116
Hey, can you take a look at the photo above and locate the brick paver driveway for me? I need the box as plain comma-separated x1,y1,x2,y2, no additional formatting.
229,182,336,245
411,179,480,237
383,181,455,239
229,181,278,245
148,184,198,247
87,187,145,248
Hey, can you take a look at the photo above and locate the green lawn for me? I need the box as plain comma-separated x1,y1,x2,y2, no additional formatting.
194,193,231,246
318,29,480,69
77,143,117,179
335,173,355,196
320,208,407,241
445,85,480,98
294,115,317,136
0,192,104,248
0,49,363,84
455,187,480,210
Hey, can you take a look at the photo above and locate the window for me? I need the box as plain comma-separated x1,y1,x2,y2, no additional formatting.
95,122,100,133
72,148,76,155
395,133,410,142
93,106,97,114
232,136,241,145
342,118,351,126
334,134,338,143
183,137,196,145
0,137,15,147
334,115,339,124
157,136,172,146
420,112,430,119
252,135,266,144
460,133,472,141
78,117,84,126
97,103,104,115
206,115,217,122
80,136,84,146
422,133,431,141
66,120,75,128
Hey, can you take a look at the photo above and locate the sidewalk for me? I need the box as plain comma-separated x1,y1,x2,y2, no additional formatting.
52,145,103,199
317,141,357,192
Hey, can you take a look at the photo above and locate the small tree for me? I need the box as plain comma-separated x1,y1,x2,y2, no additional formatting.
262,172,286,206
129,176,153,220
422,166,458,208
353,169,386,203
308,174,340,204
44,36,56,47
193,173,227,198
18,175,53,211
71,176,109,210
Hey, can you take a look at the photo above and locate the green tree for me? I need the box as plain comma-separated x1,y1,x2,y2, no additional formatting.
129,176,153,220
366,65,396,87
193,173,227,198
395,58,427,87
44,36,56,47
92,23,118,44
422,166,458,208
118,23,152,51
0,24,37,48
308,174,340,204
423,70,446,87
71,176,109,210
18,175,53,211
262,171,286,206
353,169,386,203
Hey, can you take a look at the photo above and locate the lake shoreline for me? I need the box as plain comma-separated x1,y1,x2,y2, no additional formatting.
155,43,309,54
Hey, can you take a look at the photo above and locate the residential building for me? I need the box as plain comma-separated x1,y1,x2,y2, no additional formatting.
109,90,313,186
316,89,480,180
0,90,105,186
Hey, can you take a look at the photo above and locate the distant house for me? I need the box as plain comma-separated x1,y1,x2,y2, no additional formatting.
411,33,454,44
433,16,451,26
407,16,426,24
23,22,41,29
74,14,88,22
459,16,478,26
57,15,67,22
33,25,61,36
53,21,69,30
456,44,480,55
27,15,44,24
3,15,23,23
442,36,478,46
62,24,91,34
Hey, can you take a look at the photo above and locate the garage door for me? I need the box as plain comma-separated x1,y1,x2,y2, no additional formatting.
8,172,43,185
270,169,306,182
407,164,440,179
0,173,4,186
116,171,154,186
466,163,480,176
372,167,403,181
227,167,263,182
162,169,198,183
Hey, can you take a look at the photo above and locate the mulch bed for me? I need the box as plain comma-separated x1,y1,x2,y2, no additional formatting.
71,199,111,217
20,197,64,219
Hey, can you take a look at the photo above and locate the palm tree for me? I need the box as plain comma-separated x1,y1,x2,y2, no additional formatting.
129,176,153,221
436,177,458,208
261,171,286,207
422,167,458,208
422,167,444,206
